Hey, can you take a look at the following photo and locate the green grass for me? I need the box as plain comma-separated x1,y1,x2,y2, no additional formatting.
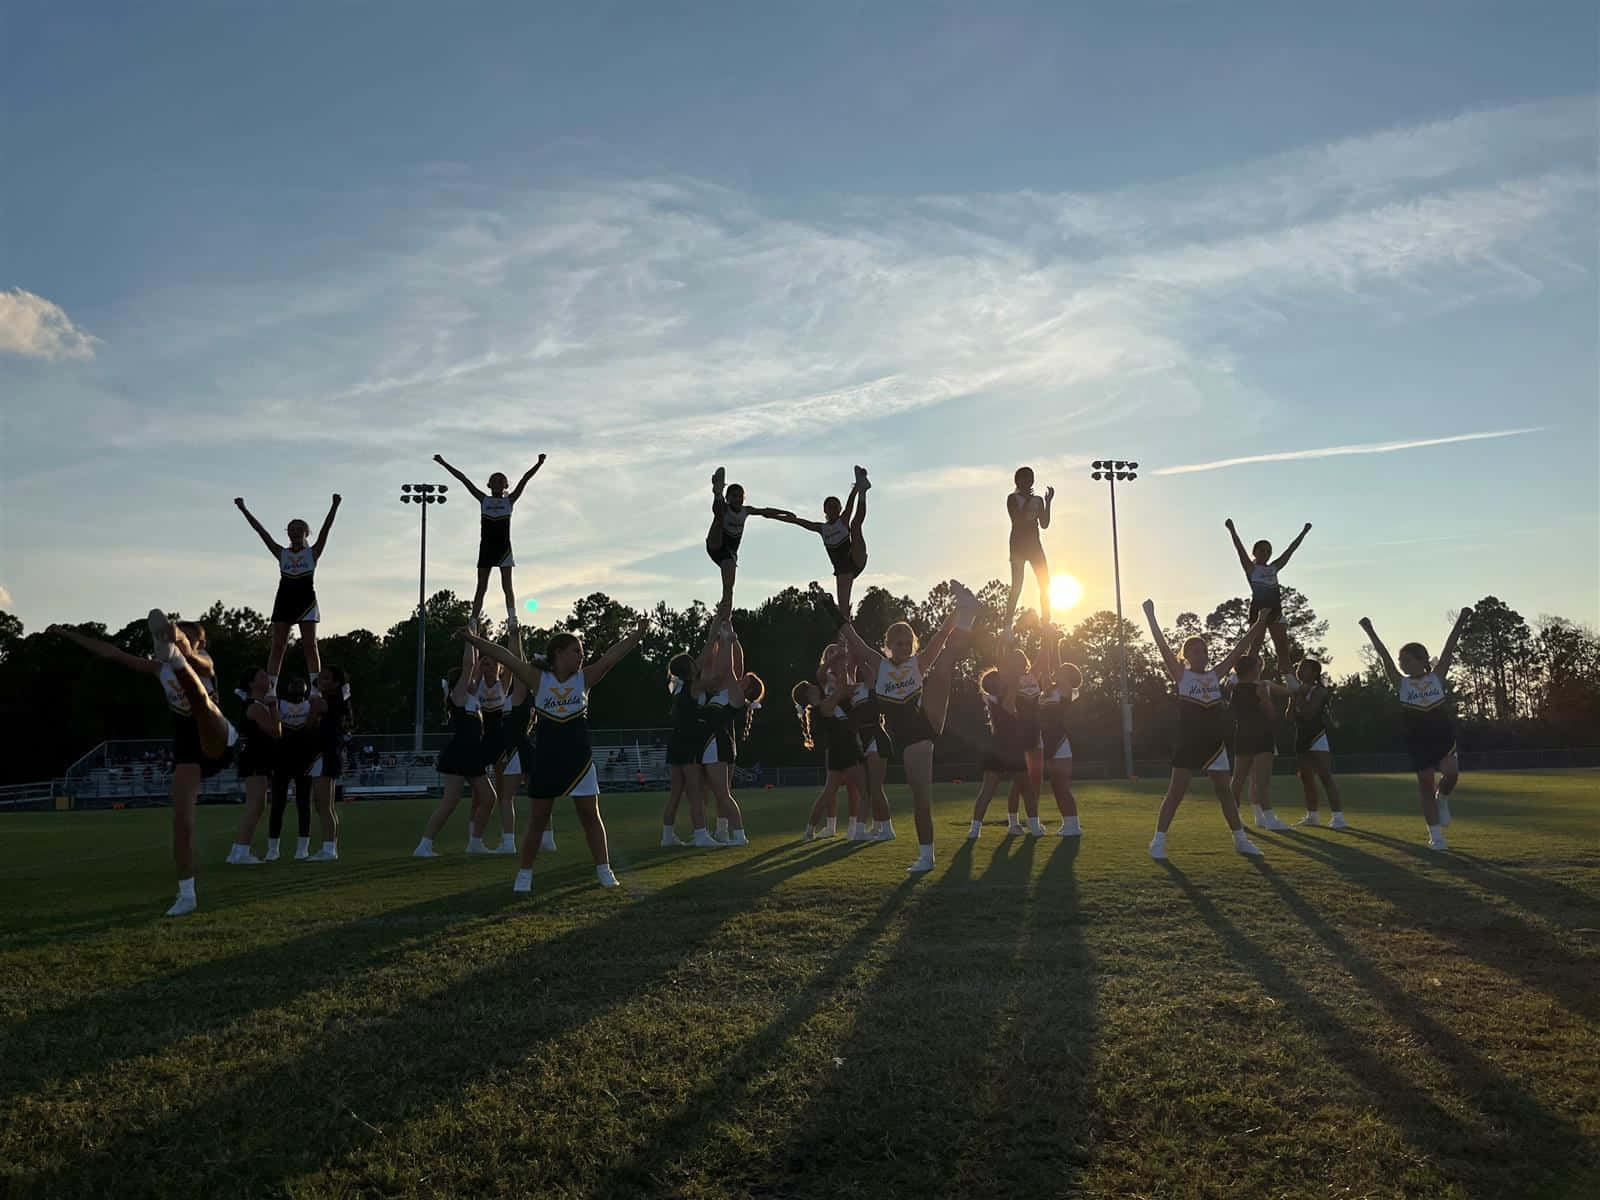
2,772,1597,1199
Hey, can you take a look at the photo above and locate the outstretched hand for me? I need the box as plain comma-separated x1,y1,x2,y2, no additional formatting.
331,493,342,507
1457,605,1474,623
1224,518,1235,530
536,453,547,467
1044,486,1055,503
432,454,446,465
1142,598,1156,615
1358,617,1373,629
234,497,246,510
1302,522,1313,533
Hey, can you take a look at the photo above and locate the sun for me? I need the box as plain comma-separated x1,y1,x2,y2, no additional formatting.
1049,573,1084,615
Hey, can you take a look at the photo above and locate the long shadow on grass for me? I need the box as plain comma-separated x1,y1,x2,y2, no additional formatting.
702,833,1093,1200
0,844,789,1109
1248,859,1597,1198
1270,831,1600,1025
12,844,834,1198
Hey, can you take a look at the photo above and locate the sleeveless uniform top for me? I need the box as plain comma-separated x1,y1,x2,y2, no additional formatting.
845,679,885,755
1015,674,1042,751
821,695,864,772
1008,492,1045,559
1231,680,1277,757
666,684,708,766
529,671,595,798
699,687,737,764
1289,683,1330,754
1172,668,1229,771
501,686,535,772
436,690,485,778
1247,562,1282,619
235,695,277,777
1038,685,1075,759
874,656,936,749
981,688,1027,773
475,678,508,767
275,697,318,776
478,496,514,568
1398,672,1455,770
279,546,316,582
314,689,350,779
820,517,857,576
272,546,320,624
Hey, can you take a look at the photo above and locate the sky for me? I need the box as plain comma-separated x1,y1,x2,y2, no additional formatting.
2,0,1597,672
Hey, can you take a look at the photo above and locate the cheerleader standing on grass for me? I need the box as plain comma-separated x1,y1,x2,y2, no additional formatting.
1003,659,1047,836
1228,654,1294,833
843,645,896,841
234,494,340,695
467,654,509,855
816,642,869,839
1360,609,1473,851
305,666,351,861
1286,660,1344,828
464,620,650,893
764,467,873,616
818,580,982,874
269,678,316,861
227,668,281,864
1004,467,1055,633
412,635,498,858
1038,630,1085,837
793,674,866,841
661,623,724,848
966,647,1039,840
697,620,766,846
1224,517,1312,671
1143,601,1272,861
490,625,534,856
51,614,237,917
432,452,546,626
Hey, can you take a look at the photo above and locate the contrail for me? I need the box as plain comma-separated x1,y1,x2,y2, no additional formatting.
1154,428,1544,476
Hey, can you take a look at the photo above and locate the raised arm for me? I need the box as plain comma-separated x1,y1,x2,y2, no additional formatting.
761,509,824,533
312,493,342,559
48,626,162,676
248,698,282,738
1216,610,1273,677
1434,606,1474,679
914,619,956,673
1039,485,1055,530
1143,600,1183,681
432,455,486,502
1273,522,1313,569
1224,518,1251,573
1358,618,1402,685
508,454,548,503
454,632,487,701
234,498,282,555
584,618,651,689
839,623,883,672
463,630,538,693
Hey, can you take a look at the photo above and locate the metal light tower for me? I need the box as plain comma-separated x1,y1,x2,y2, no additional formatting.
399,482,447,750
1090,459,1138,778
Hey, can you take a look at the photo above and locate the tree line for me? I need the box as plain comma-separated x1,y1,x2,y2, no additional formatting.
2,583,1595,784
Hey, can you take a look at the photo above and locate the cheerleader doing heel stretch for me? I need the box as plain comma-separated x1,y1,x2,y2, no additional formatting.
234,493,340,695
764,466,872,616
465,620,649,893
433,452,546,626
1144,601,1272,862
51,613,237,917
705,467,787,618
1361,608,1473,851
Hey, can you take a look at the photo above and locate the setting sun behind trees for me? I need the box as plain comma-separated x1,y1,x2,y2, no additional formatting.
1049,573,1084,616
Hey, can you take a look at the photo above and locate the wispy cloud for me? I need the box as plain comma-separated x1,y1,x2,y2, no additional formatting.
0,289,97,361
0,584,12,609
1154,428,1545,476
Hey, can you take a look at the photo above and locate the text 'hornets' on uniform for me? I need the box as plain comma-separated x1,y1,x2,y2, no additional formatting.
272,546,320,624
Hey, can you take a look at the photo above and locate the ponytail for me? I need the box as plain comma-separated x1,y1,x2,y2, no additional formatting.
790,681,815,750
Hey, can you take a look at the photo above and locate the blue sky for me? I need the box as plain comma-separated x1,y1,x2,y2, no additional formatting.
3,1,1596,670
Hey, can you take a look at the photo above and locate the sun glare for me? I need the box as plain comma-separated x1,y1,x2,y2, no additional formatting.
1049,573,1084,614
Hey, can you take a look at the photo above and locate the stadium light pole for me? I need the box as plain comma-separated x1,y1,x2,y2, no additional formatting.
1090,460,1138,778
398,482,447,751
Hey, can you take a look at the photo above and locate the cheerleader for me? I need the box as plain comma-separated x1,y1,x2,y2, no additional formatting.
50,613,237,916
818,580,982,874
490,624,534,855
1360,609,1473,850
234,494,340,694
412,635,498,858
464,620,650,892
1002,658,1047,836
1224,518,1312,670
1227,654,1294,832
661,624,724,848
1286,660,1344,828
792,676,866,840
705,467,787,617
1037,632,1084,836
842,645,895,841
305,665,352,861
226,668,281,864
697,620,766,846
1004,467,1055,633
467,654,509,854
965,648,1039,839
432,453,546,625
266,678,317,861
764,467,872,615
1143,600,1271,861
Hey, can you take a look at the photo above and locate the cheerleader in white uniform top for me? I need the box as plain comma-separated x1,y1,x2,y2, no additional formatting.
705,468,787,618
235,494,341,695
465,620,650,892
764,466,872,617
1360,608,1473,850
1143,600,1271,861
1038,630,1085,837
1225,517,1312,671
433,452,546,626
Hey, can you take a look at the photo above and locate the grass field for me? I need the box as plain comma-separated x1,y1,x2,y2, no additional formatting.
2,772,1597,1199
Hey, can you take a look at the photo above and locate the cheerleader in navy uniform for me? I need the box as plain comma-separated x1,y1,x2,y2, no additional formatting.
820,580,982,874
1285,660,1344,828
412,635,499,858
1038,631,1085,837
1004,467,1055,633
1143,600,1272,861
235,494,340,695
226,668,281,864
697,619,767,846
51,613,238,916
1227,654,1294,833
306,666,352,861
840,645,895,840
765,467,872,615
705,468,787,617
465,620,650,892
1360,609,1472,850
1002,659,1048,836
490,624,534,856
792,676,866,841
268,678,317,861
467,653,509,855
966,648,1037,839
1225,518,1312,670
433,453,546,626
661,623,724,848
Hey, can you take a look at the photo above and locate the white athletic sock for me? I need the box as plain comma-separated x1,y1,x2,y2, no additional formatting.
467,822,476,840
1151,830,1167,845
1428,823,1444,838
417,836,433,853
1007,814,1022,831
1251,804,1264,821
295,836,309,854
916,843,934,862
499,832,516,849
309,671,319,688
716,818,730,839
1232,827,1249,843
825,817,837,835
883,820,895,835
265,674,278,696
847,819,859,837
968,819,982,837
267,837,280,853
178,877,196,899
513,868,533,892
